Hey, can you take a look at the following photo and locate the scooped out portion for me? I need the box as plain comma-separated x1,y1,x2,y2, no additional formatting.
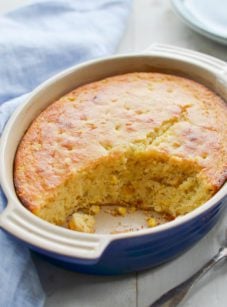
14,72,227,233
30,149,212,227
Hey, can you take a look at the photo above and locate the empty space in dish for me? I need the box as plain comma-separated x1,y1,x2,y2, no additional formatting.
93,206,170,234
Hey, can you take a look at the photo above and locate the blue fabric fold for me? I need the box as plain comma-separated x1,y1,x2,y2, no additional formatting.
0,1,132,306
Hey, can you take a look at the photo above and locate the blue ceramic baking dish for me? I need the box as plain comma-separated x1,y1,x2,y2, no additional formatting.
0,44,226,275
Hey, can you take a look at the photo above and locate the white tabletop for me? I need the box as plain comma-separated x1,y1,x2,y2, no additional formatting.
1,1,227,307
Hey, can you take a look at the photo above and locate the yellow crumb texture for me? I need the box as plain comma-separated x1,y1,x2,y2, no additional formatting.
68,212,95,233
14,72,227,230
116,207,127,216
147,217,157,228
89,205,100,215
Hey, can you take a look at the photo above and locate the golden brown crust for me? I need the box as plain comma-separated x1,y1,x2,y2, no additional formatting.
14,72,227,211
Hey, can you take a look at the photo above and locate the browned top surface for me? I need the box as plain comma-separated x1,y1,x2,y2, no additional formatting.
14,72,227,210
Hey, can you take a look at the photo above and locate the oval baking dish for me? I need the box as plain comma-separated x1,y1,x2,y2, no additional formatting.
0,44,227,275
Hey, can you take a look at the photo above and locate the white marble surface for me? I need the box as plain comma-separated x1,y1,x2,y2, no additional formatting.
1,1,227,307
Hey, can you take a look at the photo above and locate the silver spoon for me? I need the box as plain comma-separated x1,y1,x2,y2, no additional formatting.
150,246,227,307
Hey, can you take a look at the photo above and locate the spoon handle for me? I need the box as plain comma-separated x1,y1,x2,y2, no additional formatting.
150,247,227,307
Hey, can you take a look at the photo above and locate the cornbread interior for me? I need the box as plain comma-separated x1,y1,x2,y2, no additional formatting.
36,148,212,226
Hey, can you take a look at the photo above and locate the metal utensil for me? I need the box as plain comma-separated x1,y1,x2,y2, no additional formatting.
150,246,227,307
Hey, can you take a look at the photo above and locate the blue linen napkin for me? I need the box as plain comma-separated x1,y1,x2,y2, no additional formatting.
0,1,132,306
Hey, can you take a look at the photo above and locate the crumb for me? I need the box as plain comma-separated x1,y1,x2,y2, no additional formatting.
68,212,95,233
147,217,157,228
129,206,137,213
115,206,127,216
163,213,175,221
89,205,100,215
111,229,131,234
68,96,75,101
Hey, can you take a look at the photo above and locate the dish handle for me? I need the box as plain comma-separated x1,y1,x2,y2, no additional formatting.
0,200,111,260
143,43,225,69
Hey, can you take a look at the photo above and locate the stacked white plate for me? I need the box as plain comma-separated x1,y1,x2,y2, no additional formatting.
171,0,227,45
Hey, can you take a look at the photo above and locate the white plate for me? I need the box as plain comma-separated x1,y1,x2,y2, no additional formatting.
171,0,227,45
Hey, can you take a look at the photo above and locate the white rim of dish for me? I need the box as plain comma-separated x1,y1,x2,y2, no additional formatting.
0,44,226,259
171,0,227,45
